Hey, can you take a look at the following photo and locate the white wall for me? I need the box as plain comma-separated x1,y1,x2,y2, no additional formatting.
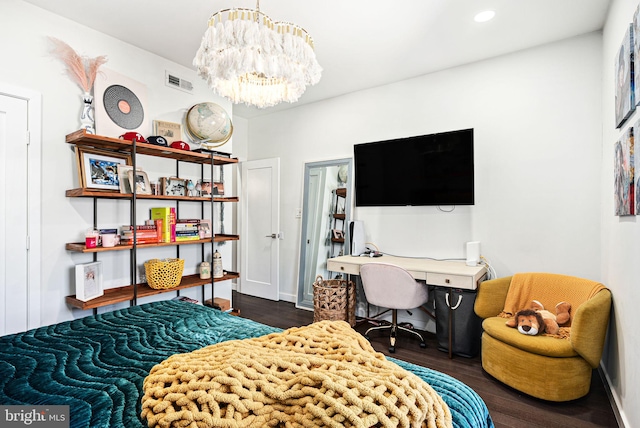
0,0,236,325
601,1,640,427
249,32,603,301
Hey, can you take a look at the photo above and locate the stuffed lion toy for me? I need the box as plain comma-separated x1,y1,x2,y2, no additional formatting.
506,300,571,335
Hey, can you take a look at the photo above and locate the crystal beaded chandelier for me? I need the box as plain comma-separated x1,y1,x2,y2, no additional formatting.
193,1,322,108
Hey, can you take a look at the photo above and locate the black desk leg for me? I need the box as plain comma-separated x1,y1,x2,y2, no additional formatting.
448,287,453,359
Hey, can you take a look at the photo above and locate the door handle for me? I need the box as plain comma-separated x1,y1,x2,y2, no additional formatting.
266,233,277,238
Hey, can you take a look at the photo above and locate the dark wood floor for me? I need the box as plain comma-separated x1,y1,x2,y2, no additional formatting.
232,291,619,428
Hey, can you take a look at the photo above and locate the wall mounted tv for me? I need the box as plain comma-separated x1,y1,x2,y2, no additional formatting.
354,128,474,207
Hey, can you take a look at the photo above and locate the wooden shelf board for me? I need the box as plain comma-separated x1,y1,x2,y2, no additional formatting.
66,235,239,252
333,213,346,220
214,234,239,242
65,188,239,203
65,272,240,310
336,188,347,197
331,238,345,243
66,129,238,165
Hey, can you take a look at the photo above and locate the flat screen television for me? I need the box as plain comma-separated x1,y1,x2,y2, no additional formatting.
354,128,474,206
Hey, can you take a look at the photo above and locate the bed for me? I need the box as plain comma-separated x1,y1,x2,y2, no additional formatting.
0,300,493,428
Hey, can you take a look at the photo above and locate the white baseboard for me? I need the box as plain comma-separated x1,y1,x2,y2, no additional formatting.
600,364,628,428
279,292,296,303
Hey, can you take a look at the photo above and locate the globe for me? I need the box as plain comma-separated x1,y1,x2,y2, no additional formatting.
185,102,233,150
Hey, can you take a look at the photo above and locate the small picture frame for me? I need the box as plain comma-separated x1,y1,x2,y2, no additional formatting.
198,179,212,197
75,261,104,302
76,147,131,190
198,219,212,238
163,177,186,196
117,164,141,193
127,169,151,195
153,120,182,144
198,180,224,197
213,181,224,196
332,229,344,240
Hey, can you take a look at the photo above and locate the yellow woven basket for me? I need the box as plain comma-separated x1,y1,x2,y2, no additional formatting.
144,258,185,289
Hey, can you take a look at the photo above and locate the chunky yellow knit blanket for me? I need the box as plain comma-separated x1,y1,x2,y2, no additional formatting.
141,320,452,428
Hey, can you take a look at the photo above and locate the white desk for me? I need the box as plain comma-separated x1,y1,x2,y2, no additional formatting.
327,255,487,358
327,255,487,290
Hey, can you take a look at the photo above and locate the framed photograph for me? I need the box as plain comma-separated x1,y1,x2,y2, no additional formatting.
198,179,212,197
153,120,182,144
199,219,212,238
127,169,152,195
76,147,131,190
75,261,104,302
614,127,635,216
198,180,224,197
615,24,635,128
213,181,224,196
163,177,186,196
117,164,141,193
634,4,640,107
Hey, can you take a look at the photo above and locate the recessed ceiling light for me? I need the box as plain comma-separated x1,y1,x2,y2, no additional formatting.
474,10,496,23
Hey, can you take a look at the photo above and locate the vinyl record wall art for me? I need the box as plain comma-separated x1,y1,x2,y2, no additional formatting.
94,68,150,138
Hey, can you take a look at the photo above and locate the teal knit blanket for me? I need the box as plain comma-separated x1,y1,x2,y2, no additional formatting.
0,300,493,428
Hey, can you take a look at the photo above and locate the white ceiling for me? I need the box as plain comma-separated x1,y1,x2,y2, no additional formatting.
23,0,611,119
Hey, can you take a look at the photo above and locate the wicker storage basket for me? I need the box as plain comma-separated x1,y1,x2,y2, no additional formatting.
144,258,185,289
313,275,356,327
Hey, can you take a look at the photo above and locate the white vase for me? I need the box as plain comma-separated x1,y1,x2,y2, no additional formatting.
80,92,95,134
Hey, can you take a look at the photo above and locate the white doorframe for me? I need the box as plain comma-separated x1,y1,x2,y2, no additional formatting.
0,83,42,331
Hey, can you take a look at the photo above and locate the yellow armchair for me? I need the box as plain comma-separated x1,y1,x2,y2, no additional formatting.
474,273,612,402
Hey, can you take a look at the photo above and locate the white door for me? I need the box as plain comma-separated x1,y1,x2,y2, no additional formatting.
0,90,39,335
240,158,280,300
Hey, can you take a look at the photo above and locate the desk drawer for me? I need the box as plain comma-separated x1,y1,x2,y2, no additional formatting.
427,272,476,290
326,260,361,276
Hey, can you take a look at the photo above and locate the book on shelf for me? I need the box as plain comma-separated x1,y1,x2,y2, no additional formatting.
121,220,162,243
175,222,199,228
175,226,198,233
170,208,176,242
121,237,162,245
121,232,159,240
151,208,175,243
124,223,158,230
175,229,199,235
176,218,201,224
175,235,200,242
175,229,198,235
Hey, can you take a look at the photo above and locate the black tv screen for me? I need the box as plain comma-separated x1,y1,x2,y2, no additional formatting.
354,128,474,206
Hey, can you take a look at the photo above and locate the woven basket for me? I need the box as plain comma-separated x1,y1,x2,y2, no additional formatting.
313,275,356,327
144,258,185,289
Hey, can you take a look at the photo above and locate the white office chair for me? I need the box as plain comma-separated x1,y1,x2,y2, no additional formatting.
360,263,430,353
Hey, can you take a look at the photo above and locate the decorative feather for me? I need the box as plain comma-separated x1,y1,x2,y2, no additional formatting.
48,37,107,92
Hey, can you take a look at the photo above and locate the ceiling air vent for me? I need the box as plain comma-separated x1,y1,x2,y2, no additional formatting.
165,71,193,94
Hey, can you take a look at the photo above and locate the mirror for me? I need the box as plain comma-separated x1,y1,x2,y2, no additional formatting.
296,158,352,309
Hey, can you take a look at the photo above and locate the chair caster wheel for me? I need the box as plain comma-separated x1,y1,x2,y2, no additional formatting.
389,346,395,353
420,342,426,349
